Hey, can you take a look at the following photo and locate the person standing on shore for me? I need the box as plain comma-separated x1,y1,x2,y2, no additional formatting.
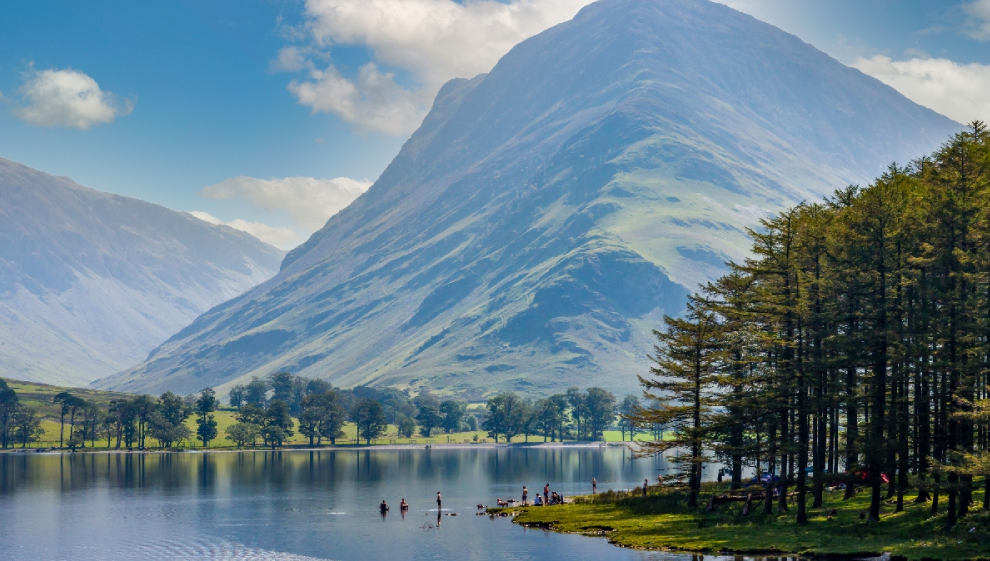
522,486,528,505
643,479,649,496
592,477,597,494
543,483,549,504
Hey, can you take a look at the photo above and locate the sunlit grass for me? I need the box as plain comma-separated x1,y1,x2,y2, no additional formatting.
502,483,990,560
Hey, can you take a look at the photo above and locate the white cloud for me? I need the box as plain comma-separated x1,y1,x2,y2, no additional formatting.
271,46,315,72
964,0,990,40
189,211,299,249
852,55,990,124
194,176,371,248
283,0,594,134
13,68,133,129
288,63,428,135
200,175,372,231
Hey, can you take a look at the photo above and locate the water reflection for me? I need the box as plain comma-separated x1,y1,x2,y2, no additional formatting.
1,448,774,561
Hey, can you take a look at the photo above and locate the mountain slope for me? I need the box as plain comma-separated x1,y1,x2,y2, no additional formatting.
0,158,285,386
102,0,960,397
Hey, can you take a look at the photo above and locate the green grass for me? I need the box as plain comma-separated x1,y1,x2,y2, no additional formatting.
500,484,990,560
4,377,132,419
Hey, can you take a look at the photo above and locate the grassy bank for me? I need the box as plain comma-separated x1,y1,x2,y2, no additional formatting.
502,484,990,560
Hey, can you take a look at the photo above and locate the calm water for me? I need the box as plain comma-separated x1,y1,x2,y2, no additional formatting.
0,446,753,560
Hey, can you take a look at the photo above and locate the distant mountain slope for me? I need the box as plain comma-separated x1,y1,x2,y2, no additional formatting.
102,0,960,397
0,158,284,386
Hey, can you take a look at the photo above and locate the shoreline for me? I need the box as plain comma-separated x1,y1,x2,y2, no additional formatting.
0,441,623,456
498,487,990,561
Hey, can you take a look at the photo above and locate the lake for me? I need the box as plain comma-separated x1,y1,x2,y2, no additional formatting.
0,445,756,560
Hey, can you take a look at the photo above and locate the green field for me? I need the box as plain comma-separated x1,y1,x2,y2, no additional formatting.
602,430,665,443
500,484,990,561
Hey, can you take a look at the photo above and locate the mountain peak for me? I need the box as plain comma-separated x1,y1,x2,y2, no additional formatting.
103,0,959,397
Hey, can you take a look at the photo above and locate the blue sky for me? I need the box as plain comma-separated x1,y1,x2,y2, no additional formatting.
1,0,988,248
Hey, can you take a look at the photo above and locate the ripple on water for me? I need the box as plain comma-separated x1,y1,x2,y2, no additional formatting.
131,539,334,561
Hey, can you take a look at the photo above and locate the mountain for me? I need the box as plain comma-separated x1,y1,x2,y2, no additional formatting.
99,0,960,397
0,158,285,386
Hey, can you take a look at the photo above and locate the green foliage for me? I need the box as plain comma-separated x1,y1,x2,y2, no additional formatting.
397,415,417,438
269,372,306,415
534,397,565,442
148,391,192,447
617,394,640,441
225,421,260,447
0,379,17,449
262,400,294,448
584,388,616,441
243,377,269,407
228,385,245,409
351,398,386,445
196,415,218,446
483,392,528,443
630,301,724,507
298,391,347,445
438,400,466,433
11,406,44,448
414,391,441,437
298,406,322,446
195,388,219,446
630,122,990,526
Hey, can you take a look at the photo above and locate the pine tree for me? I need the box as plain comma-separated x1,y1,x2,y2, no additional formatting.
631,300,725,507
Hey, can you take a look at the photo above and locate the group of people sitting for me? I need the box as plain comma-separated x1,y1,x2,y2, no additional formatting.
535,491,564,506
519,484,564,507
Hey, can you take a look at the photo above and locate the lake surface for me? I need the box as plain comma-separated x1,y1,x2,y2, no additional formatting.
0,445,756,560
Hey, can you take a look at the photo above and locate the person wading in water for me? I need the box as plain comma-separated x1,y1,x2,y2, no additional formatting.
436,491,442,511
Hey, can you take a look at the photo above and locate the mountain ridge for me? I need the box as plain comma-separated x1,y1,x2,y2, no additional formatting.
0,157,285,386
99,0,960,397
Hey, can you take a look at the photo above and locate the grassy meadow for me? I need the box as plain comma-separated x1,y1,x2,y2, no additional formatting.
500,484,990,561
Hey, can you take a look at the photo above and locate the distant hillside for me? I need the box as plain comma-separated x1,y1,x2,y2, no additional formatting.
1,377,133,420
104,0,960,397
0,158,285,385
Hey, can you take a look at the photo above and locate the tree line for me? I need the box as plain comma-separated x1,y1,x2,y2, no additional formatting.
3,372,645,450
0,379,199,450
228,374,634,446
226,373,477,446
630,123,990,528
482,387,636,443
